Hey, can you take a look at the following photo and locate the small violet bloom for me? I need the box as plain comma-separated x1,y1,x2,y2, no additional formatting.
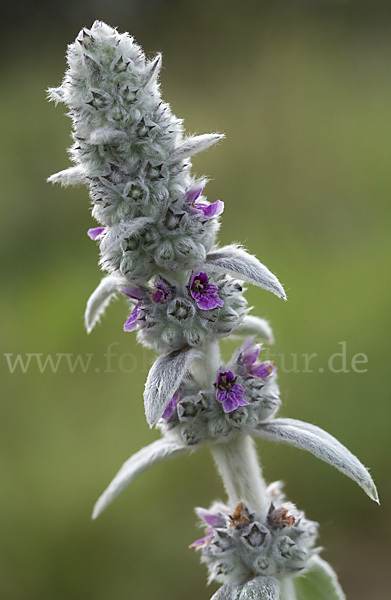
87,227,105,240
189,530,214,549
186,186,224,218
216,370,248,413
241,340,274,378
121,287,143,332
190,272,224,310
123,303,141,332
151,281,171,304
162,393,179,420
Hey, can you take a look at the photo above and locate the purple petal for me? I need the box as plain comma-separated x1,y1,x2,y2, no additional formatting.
189,530,213,548
123,303,140,332
217,370,235,386
120,286,143,300
151,282,171,304
191,271,209,287
221,395,240,413
151,289,164,303
194,199,224,218
196,509,225,528
193,292,224,310
162,393,179,420
186,186,204,204
241,341,261,370
249,363,274,378
87,227,105,240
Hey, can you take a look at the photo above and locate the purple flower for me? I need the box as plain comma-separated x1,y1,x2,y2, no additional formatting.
186,186,224,218
241,340,274,378
87,227,105,240
151,281,171,304
186,186,203,204
194,200,224,218
216,370,247,413
120,286,143,300
123,303,141,332
189,529,214,549
196,508,226,528
190,272,224,311
162,393,179,420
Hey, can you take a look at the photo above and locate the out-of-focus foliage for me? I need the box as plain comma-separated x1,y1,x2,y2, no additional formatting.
1,2,390,599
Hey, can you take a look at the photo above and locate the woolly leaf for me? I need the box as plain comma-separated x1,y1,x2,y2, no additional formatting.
206,245,286,300
84,274,123,333
255,418,379,503
239,577,280,600
92,438,189,519
144,347,201,426
169,134,224,162
231,315,274,344
294,556,346,600
47,165,86,186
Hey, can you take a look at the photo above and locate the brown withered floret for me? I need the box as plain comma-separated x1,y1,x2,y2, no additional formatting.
269,506,296,528
229,502,251,528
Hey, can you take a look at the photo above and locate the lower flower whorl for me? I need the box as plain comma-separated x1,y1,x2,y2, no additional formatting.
192,487,318,584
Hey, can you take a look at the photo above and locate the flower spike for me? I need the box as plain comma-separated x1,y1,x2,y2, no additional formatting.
49,22,377,600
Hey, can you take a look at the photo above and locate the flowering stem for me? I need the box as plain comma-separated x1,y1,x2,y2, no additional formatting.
210,434,269,516
190,340,222,389
192,341,269,516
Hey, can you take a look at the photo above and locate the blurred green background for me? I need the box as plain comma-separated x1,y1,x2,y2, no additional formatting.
1,1,390,599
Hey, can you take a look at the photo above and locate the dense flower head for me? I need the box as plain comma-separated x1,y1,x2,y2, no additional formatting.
48,21,224,285
158,341,280,445
121,273,247,352
192,488,318,584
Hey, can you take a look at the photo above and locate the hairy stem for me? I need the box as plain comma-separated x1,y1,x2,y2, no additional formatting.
190,340,222,389
210,434,269,516
192,340,269,516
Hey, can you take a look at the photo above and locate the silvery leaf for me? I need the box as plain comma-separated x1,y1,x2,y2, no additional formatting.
84,274,123,333
47,165,86,186
239,576,280,600
210,583,243,600
144,347,201,426
255,418,379,502
294,555,346,600
92,437,189,519
231,315,274,344
206,245,286,300
169,134,225,162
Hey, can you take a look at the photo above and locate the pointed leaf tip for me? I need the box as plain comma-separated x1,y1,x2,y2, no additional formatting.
92,438,189,519
206,245,286,300
84,274,124,333
169,133,225,162
255,418,378,503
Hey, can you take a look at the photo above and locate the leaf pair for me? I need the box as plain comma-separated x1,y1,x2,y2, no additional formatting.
92,416,378,519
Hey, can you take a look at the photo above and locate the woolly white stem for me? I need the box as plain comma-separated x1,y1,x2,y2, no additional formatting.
210,435,269,516
192,341,269,516
190,340,222,389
